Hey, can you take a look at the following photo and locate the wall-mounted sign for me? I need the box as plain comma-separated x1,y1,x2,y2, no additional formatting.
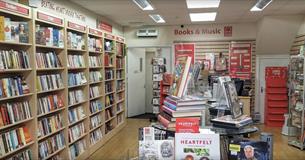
173,26,233,37
89,28,103,36
104,32,115,40
116,36,125,43
37,11,63,25
98,21,112,33
174,43,195,64
68,21,86,32
229,43,252,80
0,0,29,16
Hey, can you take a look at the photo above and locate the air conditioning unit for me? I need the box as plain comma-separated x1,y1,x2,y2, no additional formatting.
136,28,158,37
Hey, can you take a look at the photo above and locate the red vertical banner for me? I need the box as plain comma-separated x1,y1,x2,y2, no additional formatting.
174,43,195,64
229,43,252,79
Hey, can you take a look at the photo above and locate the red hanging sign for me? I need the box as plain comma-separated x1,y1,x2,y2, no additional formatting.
68,22,85,32
0,0,29,16
98,21,112,33
37,12,63,25
89,28,103,36
229,43,252,79
104,32,115,40
174,43,195,64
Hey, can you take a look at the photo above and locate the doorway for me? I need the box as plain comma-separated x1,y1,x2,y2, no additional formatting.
255,55,289,123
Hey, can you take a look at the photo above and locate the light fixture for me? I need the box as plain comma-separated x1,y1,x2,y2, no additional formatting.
186,0,220,9
133,0,154,10
250,0,272,11
149,14,165,23
189,12,217,22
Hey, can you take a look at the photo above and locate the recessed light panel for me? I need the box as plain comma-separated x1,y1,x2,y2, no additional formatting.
250,0,272,11
133,0,154,10
189,12,217,22
149,14,165,23
186,0,220,9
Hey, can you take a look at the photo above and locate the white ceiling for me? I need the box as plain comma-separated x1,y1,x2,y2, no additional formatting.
70,0,305,27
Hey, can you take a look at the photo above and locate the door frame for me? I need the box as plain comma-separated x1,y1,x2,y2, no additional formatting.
126,45,172,117
255,54,289,123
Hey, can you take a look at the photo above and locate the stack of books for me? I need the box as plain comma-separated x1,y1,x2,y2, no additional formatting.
158,95,207,130
210,115,253,129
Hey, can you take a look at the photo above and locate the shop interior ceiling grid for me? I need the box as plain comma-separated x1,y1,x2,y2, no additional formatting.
193,41,256,115
290,34,305,55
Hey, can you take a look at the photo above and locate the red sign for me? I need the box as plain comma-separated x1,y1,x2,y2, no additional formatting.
116,36,125,43
99,21,112,33
89,28,103,36
0,0,29,16
68,22,85,32
37,12,63,25
176,118,200,133
104,33,115,40
229,43,252,79
224,26,232,37
265,67,287,79
174,43,195,64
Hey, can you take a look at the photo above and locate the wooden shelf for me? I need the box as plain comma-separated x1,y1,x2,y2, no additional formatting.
37,107,65,118
104,79,115,82
38,127,65,141
116,55,123,58
89,110,103,117
116,78,124,81
67,48,87,52
104,50,115,54
68,83,88,89
43,146,66,160
36,44,64,50
163,82,171,85
0,141,34,159
36,67,65,71
68,100,87,108
89,50,103,54
105,91,115,95
105,104,114,110
117,99,125,104
116,109,124,114
69,116,87,127
0,40,32,46
37,87,65,94
89,81,103,85
68,67,87,70
117,89,125,93
89,66,103,69
105,116,115,123
104,66,115,69
90,95,103,101
68,133,87,146
89,123,103,133
0,93,33,102
116,68,124,70
0,117,34,131
0,68,32,73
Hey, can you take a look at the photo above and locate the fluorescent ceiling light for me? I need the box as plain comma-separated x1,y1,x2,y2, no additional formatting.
133,0,154,10
149,14,165,23
186,0,220,9
190,12,217,22
250,0,272,11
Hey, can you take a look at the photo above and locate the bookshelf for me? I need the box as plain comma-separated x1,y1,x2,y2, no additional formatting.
0,1,126,159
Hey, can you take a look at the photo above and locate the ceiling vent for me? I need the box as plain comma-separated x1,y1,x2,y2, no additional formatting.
136,28,158,37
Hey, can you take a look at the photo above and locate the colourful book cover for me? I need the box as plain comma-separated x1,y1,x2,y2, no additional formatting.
0,16,4,41
19,22,29,43
176,117,200,133
4,18,11,41
10,21,19,43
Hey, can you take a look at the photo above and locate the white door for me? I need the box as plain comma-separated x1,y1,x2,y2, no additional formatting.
145,52,155,113
255,55,289,123
127,48,146,117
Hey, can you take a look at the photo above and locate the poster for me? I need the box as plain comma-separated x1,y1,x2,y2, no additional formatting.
229,43,252,80
175,133,220,160
174,43,195,64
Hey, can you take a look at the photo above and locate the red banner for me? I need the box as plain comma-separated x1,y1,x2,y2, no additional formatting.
176,117,200,133
174,43,195,64
68,22,85,32
89,28,103,36
37,12,63,25
0,0,29,16
229,43,252,79
98,21,112,33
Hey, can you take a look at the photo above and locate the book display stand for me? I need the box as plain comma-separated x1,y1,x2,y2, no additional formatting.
0,1,126,159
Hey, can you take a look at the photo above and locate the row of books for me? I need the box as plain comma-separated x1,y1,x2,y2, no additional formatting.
68,106,85,124
38,132,65,159
36,52,61,69
89,86,100,98
38,114,63,138
36,74,64,92
104,54,114,67
68,72,87,87
89,71,102,83
90,100,102,114
0,76,30,98
90,114,102,129
117,103,123,113
105,121,114,134
116,42,124,56
116,58,124,68
105,69,114,80
117,93,124,102
68,122,85,143
88,37,102,52
116,70,124,79
105,82,114,93
0,127,32,156
116,81,125,91
8,149,32,160
0,16,29,43
69,139,86,160
89,56,102,67
105,108,114,121
37,94,64,115
90,128,103,145
0,101,31,127
67,32,85,50
0,50,30,70
67,55,85,68
35,25,64,48
105,94,114,107
68,90,85,106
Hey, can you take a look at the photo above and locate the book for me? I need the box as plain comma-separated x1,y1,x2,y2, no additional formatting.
0,16,4,41
4,18,11,41
89,71,103,83
18,22,29,43
176,117,200,133
89,86,100,98
211,115,253,129
0,101,31,127
38,93,64,115
161,105,203,118
68,90,85,105
68,72,87,87
68,122,85,142
36,51,61,68
229,139,269,160
68,106,85,124
90,128,103,145
90,114,102,129
38,132,65,159
38,114,63,138
158,114,175,129
139,140,174,160
69,139,86,159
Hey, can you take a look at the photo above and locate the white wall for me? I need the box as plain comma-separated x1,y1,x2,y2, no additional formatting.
124,23,257,47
